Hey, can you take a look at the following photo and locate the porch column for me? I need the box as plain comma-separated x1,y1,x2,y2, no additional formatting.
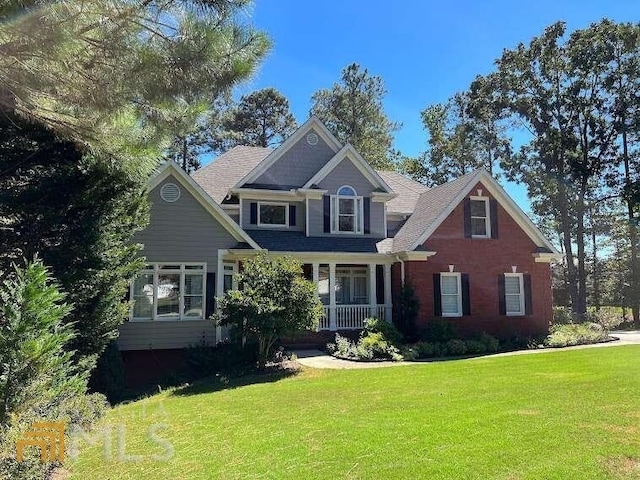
312,262,319,297
369,263,377,317
384,263,393,322
329,262,336,331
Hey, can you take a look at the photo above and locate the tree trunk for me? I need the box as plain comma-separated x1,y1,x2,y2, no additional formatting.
575,183,588,320
557,179,579,315
591,214,600,311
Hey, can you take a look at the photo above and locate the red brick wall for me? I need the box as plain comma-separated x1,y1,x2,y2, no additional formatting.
398,181,553,339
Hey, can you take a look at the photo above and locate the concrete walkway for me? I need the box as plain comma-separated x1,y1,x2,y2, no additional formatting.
293,330,640,370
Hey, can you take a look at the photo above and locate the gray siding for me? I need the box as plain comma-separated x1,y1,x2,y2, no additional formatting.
121,174,240,350
241,199,305,232
306,156,386,238
307,197,386,238
227,212,239,224
254,127,336,187
134,175,239,265
118,320,216,350
317,155,377,195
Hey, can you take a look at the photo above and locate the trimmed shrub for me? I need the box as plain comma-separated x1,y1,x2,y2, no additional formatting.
544,323,609,348
327,331,403,362
478,333,500,353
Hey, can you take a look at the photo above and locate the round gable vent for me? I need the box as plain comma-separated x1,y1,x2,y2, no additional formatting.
160,182,181,203
306,133,319,146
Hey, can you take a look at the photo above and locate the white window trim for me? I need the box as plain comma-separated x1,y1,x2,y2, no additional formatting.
470,196,491,239
440,272,462,317
257,201,289,228
223,262,238,293
504,273,525,317
130,263,207,322
330,185,364,235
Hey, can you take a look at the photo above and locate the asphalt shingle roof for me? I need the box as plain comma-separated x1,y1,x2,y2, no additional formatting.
376,170,428,215
392,171,480,253
245,230,389,253
191,147,427,215
191,146,271,203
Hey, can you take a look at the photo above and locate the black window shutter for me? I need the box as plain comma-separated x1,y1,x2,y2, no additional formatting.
461,273,471,316
498,274,506,315
205,272,216,319
463,198,472,238
490,199,499,239
376,265,384,304
289,205,297,227
524,274,533,315
433,273,442,316
363,197,371,234
323,195,331,233
249,202,258,225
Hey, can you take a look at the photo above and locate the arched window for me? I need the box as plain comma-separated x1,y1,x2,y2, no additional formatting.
331,185,363,234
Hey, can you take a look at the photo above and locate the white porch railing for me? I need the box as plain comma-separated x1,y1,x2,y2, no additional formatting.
319,305,388,331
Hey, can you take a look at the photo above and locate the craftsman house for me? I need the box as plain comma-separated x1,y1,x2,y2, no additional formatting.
118,117,560,355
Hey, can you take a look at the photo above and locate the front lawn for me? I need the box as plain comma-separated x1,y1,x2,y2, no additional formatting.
70,346,640,479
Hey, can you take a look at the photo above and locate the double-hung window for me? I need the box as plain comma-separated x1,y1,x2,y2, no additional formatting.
440,273,462,317
504,273,525,316
131,263,206,321
470,197,490,238
331,185,363,234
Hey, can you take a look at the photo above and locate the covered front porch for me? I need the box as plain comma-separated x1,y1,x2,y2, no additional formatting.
302,259,393,331
219,250,394,333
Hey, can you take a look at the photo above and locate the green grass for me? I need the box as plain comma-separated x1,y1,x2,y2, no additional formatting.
70,346,640,479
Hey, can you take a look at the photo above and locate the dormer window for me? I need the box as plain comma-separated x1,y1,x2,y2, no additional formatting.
331,185,363,234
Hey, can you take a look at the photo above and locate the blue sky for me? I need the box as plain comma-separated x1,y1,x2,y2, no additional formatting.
228,0,638,209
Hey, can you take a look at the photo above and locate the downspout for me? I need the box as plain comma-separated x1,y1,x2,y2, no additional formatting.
395,255,405,284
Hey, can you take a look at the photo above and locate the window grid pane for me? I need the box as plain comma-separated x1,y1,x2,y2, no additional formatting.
471,218,487,236
441,276,458,295
441,295,460,315
470,200,487,217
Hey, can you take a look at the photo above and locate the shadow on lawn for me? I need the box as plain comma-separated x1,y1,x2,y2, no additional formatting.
169,363,301,397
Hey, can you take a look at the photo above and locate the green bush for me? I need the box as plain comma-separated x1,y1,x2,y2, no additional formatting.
445,339,467,356
363,317,403,345
586,308,626,332
553,306,576,324
544,323,609,348
421,318,458,343
327,331,403,362
478,333,500,353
